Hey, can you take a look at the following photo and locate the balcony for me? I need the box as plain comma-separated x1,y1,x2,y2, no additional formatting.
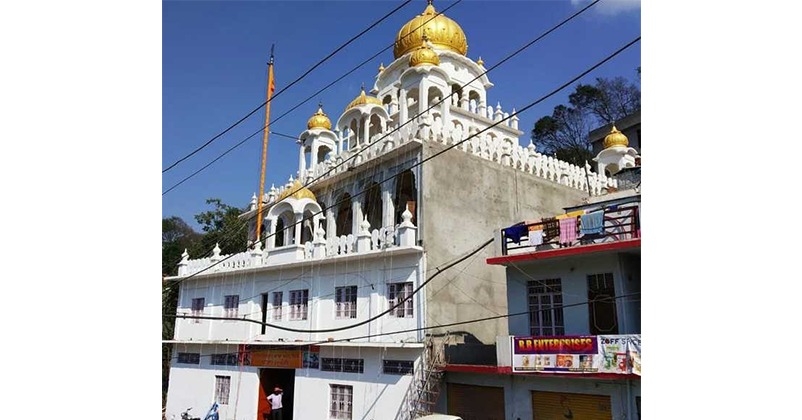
176,211,419,278
489,196,640,265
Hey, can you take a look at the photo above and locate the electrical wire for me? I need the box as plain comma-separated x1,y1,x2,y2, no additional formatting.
164,33,640,292
161,0,605,274
162,0,414,173
162,0,464,195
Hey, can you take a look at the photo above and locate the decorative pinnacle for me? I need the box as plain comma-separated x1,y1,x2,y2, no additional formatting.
378,62,385,72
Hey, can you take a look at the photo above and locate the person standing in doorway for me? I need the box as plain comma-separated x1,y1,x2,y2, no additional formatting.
267,386,283,420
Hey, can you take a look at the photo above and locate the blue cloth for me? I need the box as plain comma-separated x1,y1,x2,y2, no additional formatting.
503,224,528,245
580,211,605,236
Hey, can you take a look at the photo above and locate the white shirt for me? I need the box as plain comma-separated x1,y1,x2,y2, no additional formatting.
267,393,283,410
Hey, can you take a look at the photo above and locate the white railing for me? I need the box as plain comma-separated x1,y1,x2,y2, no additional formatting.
177,210,417,277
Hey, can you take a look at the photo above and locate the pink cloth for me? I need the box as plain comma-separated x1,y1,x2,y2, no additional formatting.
559,218,577,245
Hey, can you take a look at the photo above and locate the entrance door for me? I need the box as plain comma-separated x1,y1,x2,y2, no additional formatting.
258,368,295,420
532,391,612,420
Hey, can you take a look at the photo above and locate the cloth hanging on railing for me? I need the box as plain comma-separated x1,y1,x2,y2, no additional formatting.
503,223,528,245
528,226,543,246
559,218,577,245
580,211,605,236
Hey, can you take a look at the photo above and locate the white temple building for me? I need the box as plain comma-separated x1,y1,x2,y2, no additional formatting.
164,2,640,420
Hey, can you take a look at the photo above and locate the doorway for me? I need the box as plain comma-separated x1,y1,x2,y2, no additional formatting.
258,368,295,420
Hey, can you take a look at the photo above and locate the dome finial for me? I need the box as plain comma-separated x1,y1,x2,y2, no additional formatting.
378,62,385,72
477,56,484,67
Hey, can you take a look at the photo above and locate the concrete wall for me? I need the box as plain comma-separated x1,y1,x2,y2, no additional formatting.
420,141,587,345
174,251,425,344
506,253,641,337
166,344,420,420
444,372,641,420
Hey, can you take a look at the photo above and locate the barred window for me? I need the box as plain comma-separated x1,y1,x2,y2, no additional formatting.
177,353,200,364
388,282,413,318
330,384,353,419
224,295,239,318
335,286,358,319
527,278,565,336
215,376,231,405
210,353,238,366
383,360,414,375
321,358,364,373
290,289,309,321
272,291,283,321
191,298,205,323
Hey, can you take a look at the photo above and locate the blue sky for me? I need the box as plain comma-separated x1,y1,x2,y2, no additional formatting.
162,0,641,229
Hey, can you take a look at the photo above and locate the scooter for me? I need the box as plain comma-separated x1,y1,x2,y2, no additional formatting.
180,407,200,420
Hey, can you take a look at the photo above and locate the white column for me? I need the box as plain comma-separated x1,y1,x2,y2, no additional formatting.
326,208,336,239
266,218,276,249
293,212,303,245
399,88,408,124
311,141,320,172
362,114,370,144
351,197,363,236
382,186,394,228
298,144,306,176
419,81,428,116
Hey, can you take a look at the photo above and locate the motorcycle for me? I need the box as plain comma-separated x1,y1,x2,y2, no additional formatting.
178,403,218,420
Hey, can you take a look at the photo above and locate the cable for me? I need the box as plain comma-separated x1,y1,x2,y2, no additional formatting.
165,32,639,287
166,292,641,359
171,238,492,334
162,0,414,174
162,0,464,195
161,0,603,272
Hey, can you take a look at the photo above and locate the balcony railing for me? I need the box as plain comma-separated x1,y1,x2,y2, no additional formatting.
500,201,640,256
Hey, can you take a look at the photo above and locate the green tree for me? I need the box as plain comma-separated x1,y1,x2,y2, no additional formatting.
194,198,249,256
531,73,640,167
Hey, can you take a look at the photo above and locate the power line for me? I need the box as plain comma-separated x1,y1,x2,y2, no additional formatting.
165,292,642,358
164,31,639,287
162,0,413,174
161,0,464,194
160,0,603,271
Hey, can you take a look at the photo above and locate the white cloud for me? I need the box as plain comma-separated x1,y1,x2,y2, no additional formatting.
571,0,640,16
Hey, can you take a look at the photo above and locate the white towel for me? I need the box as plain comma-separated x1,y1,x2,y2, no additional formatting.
528,229,543,246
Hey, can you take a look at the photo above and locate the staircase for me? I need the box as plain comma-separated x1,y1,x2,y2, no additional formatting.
396,335,448,420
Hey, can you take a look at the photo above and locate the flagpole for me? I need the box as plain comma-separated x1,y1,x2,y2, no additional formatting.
255,45,275,245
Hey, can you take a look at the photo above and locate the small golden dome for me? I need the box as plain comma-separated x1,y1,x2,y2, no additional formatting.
476,56,484,67
603,125,629,148
306,103,331,130
409,35,440,67
277,179,317,202
345,87,383,111
394,0,468,59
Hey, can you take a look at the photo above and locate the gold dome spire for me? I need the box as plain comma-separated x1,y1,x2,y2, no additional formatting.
476,56,484,67
393,0,468,59
409,33,440,67
603,125,629,148
277,179,317,202
306,103,332,130
345,87,382,111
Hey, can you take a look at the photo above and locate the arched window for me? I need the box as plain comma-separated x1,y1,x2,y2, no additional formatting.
275,218,286,247
368,114,383,138
336,193,353,236
394,170,417,226
301,209,315,244
363,182,382,231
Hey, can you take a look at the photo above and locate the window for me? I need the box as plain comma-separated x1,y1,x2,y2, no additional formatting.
321,358,364,373
388,282,413,318
272,292,283,321
335,286,358,319
383,360,414,375
330,384,353,419
210,353,238,366
177,353,200,364
215,376,231,405
191,298,205,323
587,273,619,334
290,289,309,321
527,279,565,336
224,295,239,318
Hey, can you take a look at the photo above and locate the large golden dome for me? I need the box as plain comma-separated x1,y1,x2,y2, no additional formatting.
603,125,629,149
306,104,331,130
345,87,383,111
393,0,468,59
